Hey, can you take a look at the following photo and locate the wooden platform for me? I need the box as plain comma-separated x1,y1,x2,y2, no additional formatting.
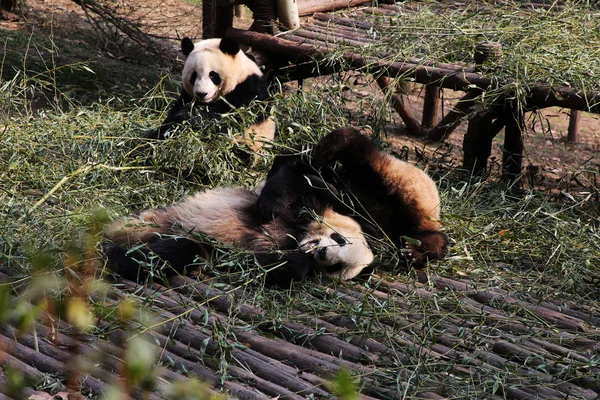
1,270,599,399
225,2,600,178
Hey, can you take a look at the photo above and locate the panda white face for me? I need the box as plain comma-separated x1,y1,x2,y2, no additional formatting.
300,210,374,280
181,38,262,104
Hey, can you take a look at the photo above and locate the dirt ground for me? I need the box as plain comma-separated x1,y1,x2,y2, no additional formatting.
3,0,600,194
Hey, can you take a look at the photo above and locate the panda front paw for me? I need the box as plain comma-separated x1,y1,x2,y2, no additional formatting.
403,231,449,268
312,127,369,168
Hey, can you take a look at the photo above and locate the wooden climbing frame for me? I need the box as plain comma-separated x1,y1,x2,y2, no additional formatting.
202,0,600,179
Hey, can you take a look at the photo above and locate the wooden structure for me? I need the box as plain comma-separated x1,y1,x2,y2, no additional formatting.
2,269,600,399
202,0,600,179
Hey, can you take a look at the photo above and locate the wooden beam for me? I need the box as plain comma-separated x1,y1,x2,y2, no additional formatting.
376,76,422,136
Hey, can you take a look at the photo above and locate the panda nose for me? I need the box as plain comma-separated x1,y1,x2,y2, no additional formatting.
195,91,208,99
317,247,327,260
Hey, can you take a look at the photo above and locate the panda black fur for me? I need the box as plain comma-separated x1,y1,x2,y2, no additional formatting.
104,185,374,287
154,37,275,152
258,128,448,268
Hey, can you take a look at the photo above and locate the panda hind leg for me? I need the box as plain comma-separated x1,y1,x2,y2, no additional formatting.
405,230,449,268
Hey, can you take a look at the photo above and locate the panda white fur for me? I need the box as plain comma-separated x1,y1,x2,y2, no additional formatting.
154,37,275,153
258,128,448,268
104,187,374,286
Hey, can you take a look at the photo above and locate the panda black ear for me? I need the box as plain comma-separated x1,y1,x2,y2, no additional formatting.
219,37,240,56
181,37,195,56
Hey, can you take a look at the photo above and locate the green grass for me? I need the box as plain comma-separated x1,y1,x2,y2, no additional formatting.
1,13,600,399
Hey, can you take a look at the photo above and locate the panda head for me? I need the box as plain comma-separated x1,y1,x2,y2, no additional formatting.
180,37,262,104
300,210,374,280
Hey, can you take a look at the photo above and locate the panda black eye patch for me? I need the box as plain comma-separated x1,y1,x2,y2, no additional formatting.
330,232,348,246
190,71,197,85
209,71,222,85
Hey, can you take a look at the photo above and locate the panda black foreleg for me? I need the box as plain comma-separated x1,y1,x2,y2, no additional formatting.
256,250,312,287
103,237,205,283
311,127,374,168
153,90,194,139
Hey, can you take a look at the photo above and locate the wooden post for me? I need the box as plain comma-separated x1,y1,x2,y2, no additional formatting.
376,76,422,136
421,85,441,129
567,109,580,143
234,5,245,19
462,112,506,173
503,108,525,180
426,90,480,142
203,1,234,39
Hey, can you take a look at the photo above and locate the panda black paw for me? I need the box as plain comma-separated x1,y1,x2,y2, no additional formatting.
258,251,311,287
312,127,369,168
403,231,449,268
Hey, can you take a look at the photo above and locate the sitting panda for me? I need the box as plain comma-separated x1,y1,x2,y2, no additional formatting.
257,127,448,268
154,37,275,153
103,185,374,287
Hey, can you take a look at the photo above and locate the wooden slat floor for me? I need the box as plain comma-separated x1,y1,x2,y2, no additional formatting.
1,269,599,399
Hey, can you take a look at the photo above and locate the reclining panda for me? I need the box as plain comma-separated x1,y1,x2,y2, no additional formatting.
104,128,447,286
154,37,275,153
103,183,374,287
258,128,449,268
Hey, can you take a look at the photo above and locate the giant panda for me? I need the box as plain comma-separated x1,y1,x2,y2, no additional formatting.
257,127,448,268
154,37,275,153
103,185,374,287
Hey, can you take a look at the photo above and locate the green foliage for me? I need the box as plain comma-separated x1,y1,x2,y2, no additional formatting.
330,368,360,400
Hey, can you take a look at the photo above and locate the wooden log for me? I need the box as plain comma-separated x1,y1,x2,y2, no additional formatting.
471,290,588,331
568,109,581,143
426,90,480,142
300,24,376,44
203,1,233,39
228,28,600,114
421,85,441,128
311,12,374,30
297,0,373,16
234,4,245,19
0,333,109,396
361,6,399,16
503,108,525,180
376,76,422,136
526,84,600,114
462,112,503,173
291,28,367,47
